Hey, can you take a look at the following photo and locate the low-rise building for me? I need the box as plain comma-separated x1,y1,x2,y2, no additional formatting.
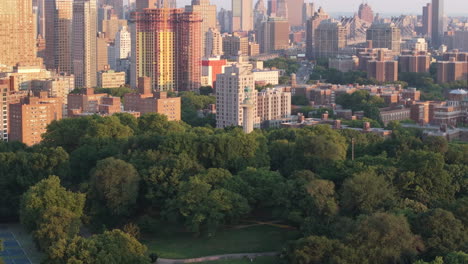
124,77,181,121
98,70,126,88
253,69,280,86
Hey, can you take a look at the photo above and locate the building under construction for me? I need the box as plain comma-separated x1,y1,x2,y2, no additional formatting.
131,8,202,92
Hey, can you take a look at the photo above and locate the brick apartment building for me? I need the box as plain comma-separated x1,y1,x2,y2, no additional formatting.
124,77,181,121
9,92,62,146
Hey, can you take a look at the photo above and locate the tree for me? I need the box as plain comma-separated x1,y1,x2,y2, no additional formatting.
412,209,467,259
282,235,358,264
349,213,422,264
20,176,85,232
89,158,140,219
444,251,468,264
397,150,456,204
48,230,150,264
168,172,250,234
423,136,448,154
306,179,339,219
340,171,396,215
33,207,81,253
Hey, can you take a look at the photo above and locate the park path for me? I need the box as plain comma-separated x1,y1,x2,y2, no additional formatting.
156,252,279,264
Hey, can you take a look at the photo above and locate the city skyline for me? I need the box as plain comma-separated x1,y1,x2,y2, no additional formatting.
176,0,467,15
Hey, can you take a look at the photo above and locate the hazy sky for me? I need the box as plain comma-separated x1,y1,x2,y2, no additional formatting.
176,0,468,15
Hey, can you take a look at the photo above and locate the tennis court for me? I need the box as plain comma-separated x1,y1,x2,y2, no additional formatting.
0,225,37,264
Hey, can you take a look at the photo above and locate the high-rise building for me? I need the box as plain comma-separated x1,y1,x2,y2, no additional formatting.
216,64,257,130
422,3,432,36
286,0,304,27
276,0,288,18
218,8,232,33
106,0,123,18
97,33,110,72
399,51,431,73
358,3,374,24
431,0,444,47
267,0,277,17
306,7,330,59
131,8,202,92
73,0,97,88
366,23,402,54
436,53,468,84
114,26,131,63
367,50,398,82
254,0,267,30
453,31,468,52
186,0,217,58
232,0,253,32
258,17,290,53
201,57,227,88
98,4,113,31
314,20,347,59
257,87,291,125
135,0,155,11
0,0,42,71
205,28,224,57
102,13,127,41
9,92,63,146
302,2,314,25
222,34,249,57
44,0,73,73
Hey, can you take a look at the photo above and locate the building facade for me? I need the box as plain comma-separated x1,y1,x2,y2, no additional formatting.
131,8,202,92
9,93,63,146
73,0,98,88
124,77,181,120
232,0,253,32
259,17,290,54
314,20,347,59
366,23,402,54
186,0,217,58
44,0,73,73
216,64,257,129
0,0,42,71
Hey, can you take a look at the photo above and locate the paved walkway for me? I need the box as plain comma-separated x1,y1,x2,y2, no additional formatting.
156,252,279,264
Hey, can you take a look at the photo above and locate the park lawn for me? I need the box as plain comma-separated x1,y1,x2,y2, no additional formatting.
142,225,299,259
198,256,279,264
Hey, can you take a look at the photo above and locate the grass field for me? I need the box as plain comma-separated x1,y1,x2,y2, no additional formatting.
142,225,299,259
198,256,279,264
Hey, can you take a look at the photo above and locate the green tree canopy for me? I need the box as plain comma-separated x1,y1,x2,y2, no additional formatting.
20,176,85,232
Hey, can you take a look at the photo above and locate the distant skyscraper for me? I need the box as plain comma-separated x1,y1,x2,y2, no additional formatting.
102,13,127,41
97,33,109,72
431,0,444,47
186,0,217,58
205,28,224,57
114,26,131,60
302,2,314,25
306,7,330,59
131,8,202,91
286,0,304,27
358,3,374,24
0,0,42,70
314,20,347,59
267,0,277,17
218,8,232,33
366,23,402,54
73,0,98,87
254,0,267,30
276,0,288,18
44,0,73,73
232,0,253,32
106,0,123,18
135,0,156,11
422,3,432,36
259,17,290,53
156,0,176,8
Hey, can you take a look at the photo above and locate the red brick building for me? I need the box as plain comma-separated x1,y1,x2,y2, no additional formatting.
399,51,431,73
9,92,62,146
124,77,181,121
